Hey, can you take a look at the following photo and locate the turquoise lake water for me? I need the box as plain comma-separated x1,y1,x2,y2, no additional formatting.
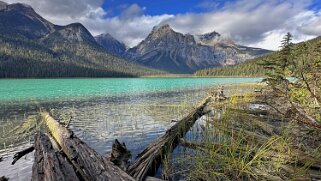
0,78,260,103
0,77,261,180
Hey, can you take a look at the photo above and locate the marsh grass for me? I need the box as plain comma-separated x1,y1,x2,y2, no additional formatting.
163,91,321,180
0,115,41,151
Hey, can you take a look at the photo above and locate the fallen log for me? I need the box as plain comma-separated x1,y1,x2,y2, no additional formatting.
228,111,279,136
12,146,34,165
32,133,79,181
41,112,135,181
291,102,321,129
228,108,269,116
128,97,211,181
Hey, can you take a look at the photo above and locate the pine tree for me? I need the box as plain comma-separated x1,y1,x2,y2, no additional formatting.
261,33,294,97
262,33,321,126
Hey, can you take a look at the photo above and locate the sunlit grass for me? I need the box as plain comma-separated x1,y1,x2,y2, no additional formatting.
165,91,321,180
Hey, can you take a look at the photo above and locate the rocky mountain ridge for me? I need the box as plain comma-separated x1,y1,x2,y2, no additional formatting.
122,24,271,73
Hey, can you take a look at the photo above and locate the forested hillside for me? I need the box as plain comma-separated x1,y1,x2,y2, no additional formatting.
194,56,269,77
0,35,164,78
194,36,321,77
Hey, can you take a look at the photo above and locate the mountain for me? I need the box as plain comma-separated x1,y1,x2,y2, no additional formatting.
0,2,164,78
95,33,126,55
194,36,321,77
126,25,219,73
125,24,271,74
196,31,270,57
42,23,98,46
0,2,55,39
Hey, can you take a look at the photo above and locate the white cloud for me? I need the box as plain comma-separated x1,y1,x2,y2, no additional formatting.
2,0,321,50
246,11,320,50
297,12,321,36
2,0,173,46
162,0,320,50
4,0,104,25
90,14,174,47
120,4,145,19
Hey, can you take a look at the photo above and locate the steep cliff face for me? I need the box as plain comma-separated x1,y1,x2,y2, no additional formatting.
125,25,271,73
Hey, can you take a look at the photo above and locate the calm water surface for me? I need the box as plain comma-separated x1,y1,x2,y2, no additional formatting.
0,78,261,180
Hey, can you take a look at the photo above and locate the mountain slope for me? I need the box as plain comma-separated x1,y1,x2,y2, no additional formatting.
194,56,268,77
194,36,321,77
0,2,164,78
42,23,98,46
0,33,163,77
95,33,126,55
125,24,271,74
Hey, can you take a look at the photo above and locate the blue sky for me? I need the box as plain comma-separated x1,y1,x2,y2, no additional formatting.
4,0,321,50
102,0,320,16
309,0,321,11
102,0,210,16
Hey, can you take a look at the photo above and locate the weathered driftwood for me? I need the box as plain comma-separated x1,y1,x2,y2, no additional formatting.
226,110,280,136
128,97,211,181
32,133,79,181
228,108,269,116
266,96,321,129
109,139,131,171
291,102,321,129
41,112,135,181
12,146,34,165
0,176,8,181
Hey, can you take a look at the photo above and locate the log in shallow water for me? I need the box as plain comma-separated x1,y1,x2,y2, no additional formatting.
31,96,211,180
128,97,212,181
40,112,135,181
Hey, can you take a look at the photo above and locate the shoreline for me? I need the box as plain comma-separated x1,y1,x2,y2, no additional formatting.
0,75,266,80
